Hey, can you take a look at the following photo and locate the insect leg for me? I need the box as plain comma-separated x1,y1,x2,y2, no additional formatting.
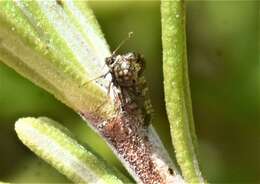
81,71,109,87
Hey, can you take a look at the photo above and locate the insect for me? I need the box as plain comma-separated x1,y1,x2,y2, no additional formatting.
85,32,153,126
105,51,145,109
105,33,153,119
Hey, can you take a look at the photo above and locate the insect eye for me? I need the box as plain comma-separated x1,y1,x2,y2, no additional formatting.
105,57,114,65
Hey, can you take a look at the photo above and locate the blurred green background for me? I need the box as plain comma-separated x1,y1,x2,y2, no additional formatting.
0,1,259,183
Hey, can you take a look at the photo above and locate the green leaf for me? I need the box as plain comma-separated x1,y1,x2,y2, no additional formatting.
161,0,206,183
0,0,114,119
15,117,130,184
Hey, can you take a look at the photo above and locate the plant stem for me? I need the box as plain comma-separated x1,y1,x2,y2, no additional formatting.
161,0,205,183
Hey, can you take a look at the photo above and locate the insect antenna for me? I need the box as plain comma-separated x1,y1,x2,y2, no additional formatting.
112,32,134,55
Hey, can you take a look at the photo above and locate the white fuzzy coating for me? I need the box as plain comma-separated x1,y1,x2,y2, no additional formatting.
35,1,111,89
148,127,186,184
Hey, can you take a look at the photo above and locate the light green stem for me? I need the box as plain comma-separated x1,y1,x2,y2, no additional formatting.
161,0,205,183
15,117,130,184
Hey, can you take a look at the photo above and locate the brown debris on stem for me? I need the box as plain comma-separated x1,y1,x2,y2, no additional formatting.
80,85,182,184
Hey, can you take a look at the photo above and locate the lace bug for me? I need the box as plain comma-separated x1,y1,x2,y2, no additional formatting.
85,32,153,126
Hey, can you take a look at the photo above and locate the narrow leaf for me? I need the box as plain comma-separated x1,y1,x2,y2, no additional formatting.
0,0,114,119
15,117,130,184
161,0,206,183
